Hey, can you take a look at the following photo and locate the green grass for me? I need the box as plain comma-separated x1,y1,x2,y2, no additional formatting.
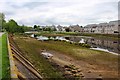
0,35,2,79
2,33,10,79
14,34,118,73
35,31,65,37
14,35,63,78
35,32,119,40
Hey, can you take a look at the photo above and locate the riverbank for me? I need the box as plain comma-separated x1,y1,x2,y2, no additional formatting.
58,32,119,39
13,34,64,78
13,34,118,78
34,32,119,40
32,32,119,54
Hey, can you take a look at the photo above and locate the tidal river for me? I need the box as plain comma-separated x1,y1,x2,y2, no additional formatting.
31,34,120,55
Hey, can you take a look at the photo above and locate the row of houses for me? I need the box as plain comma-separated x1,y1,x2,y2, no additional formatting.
56,24,83,32
30,20,119,34
56,20,119,34
83,20,119,34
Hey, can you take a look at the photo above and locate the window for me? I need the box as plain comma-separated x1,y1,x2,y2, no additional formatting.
114,31,119,33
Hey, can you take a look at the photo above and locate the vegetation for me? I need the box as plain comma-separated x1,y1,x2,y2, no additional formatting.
65,28,71,32
1,33,10,79
33,25,42,31
35,32,119,40
3,19,30,33
0,35,2,79
0,13,31,33
14,34,118,73
0,13,5,32
33,25,57,32
42,27,56,32
35,31,64,37
14,34,63,78
58,32,119,39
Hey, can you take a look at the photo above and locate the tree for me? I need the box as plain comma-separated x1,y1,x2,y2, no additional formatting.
52,28,56,31
7,19,18,33
34,25,37,29
1,13,39,33
0,13,5,31
65,28,71,32
2,19,26,33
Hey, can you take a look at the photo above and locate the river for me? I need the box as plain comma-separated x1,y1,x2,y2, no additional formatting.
31,34,120,55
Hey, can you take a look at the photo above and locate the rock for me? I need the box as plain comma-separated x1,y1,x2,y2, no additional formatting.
81,75,84,77
77,69,82,72
66,68,71,71
88,70,91,73
71,70,77,74
74,74,80,77
99,74,102,76
64,65,69,68
80,73,83,75
65,71,72,75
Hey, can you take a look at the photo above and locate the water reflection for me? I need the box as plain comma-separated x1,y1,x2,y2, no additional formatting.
65,36,119,54
37,36,49,41
32,34,119,54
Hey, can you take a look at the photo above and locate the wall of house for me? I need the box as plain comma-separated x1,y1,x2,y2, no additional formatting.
83,20,119,34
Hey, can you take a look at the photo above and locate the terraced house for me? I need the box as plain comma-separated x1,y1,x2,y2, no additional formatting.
83,20,119,34
69,24,83,32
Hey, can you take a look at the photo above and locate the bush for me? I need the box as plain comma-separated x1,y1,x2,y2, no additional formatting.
78,43,91,48
82,44,91,48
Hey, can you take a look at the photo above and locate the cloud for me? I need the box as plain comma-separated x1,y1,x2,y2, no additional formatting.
0,0,118,26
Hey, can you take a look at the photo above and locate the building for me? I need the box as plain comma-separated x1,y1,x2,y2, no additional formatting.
83,20,119,34
69,24,82,32
56,25,64,32
83,24,97,33
108,20,119,34
95,23,108,34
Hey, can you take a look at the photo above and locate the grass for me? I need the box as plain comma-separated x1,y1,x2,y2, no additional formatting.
35,32,119,40
0,35,2,79
13,35,63,78
14,34,118,73
35,31,65,37
78,33,119,40
1,33,10,79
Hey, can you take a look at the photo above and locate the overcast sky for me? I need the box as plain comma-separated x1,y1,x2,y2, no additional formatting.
0,0,119,27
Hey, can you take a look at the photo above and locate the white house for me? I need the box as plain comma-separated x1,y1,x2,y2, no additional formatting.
83,20,119,34
69,24,82,32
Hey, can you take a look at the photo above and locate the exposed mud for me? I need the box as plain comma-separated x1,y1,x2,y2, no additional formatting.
41,50,118,79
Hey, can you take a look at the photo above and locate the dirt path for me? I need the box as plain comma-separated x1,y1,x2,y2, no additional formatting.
44,50,118,78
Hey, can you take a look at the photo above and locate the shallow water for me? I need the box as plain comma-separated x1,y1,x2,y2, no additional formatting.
32,34,119,55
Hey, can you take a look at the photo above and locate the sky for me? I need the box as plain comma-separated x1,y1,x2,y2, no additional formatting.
0,0,119,27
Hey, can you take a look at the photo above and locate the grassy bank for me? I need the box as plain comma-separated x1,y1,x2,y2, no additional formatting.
58,32,119,38
14,34,118,73
0,35,2,79
2,33,10,79
13,35,63,78
35,32,119,40
35,31,65,37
